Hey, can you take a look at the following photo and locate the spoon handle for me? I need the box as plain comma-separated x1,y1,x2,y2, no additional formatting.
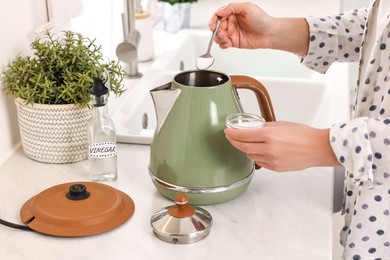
206,17,221,54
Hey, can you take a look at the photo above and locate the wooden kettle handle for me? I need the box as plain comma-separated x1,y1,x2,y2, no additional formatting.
230,75,276,170
230,75,276,122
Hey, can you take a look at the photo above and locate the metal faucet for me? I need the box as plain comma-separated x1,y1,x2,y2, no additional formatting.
116,0,142,78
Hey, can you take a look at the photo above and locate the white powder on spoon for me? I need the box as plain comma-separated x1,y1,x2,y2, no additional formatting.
196,57,214,70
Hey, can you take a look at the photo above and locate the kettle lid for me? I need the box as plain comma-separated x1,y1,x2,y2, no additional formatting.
150,194,212,244
20,182,135,237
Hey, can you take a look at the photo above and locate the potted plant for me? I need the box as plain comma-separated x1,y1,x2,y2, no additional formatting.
158,0,198,33
1,29,126,164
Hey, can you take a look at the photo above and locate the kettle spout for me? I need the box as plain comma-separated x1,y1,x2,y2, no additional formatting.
150,83,181,135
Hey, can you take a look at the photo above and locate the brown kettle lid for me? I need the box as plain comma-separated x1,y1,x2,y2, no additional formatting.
20,182,135,237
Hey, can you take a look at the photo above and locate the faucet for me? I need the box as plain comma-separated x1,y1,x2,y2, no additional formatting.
116,0,142,78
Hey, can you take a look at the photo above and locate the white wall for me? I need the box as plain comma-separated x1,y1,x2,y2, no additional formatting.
0,0,47,165
70,0,120,60
341,0,370,11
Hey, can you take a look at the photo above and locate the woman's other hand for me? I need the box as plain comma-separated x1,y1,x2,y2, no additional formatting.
225,121,340,172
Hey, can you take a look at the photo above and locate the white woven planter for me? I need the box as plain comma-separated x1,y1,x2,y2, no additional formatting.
14,98,92,164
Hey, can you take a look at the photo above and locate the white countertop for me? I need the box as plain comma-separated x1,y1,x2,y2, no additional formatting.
0,144,334,260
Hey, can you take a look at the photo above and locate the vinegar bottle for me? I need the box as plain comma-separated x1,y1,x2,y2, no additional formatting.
87,77,118,182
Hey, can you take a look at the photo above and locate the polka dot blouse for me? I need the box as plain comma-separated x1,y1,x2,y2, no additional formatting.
301,0,390,259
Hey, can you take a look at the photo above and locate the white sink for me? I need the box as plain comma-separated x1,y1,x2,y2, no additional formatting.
113,29,350,144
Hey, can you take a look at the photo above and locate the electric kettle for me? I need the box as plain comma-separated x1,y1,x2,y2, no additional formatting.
149,70,276,204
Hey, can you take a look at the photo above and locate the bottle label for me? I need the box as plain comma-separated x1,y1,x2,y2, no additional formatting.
89,142,117,158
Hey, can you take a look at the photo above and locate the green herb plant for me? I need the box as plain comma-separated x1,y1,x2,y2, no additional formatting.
1,30,126,107
158,0,197,5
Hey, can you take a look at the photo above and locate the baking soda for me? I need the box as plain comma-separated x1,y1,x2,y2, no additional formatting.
226,113,265,129
232,120,264,129
196,57,214,70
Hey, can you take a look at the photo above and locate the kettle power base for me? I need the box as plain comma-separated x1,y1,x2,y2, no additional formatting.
20,182,135,237
149,169,255,205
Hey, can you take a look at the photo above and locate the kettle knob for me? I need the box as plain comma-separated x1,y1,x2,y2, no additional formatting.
168,194,196,218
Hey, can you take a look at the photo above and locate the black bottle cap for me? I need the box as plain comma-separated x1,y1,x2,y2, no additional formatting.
90,77,108,97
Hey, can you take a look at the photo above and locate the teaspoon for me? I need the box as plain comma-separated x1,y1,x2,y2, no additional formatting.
196,17,221,70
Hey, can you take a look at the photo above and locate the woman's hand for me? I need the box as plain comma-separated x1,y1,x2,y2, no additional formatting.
209,2,274,49
224,121,340,172
209,2,310,55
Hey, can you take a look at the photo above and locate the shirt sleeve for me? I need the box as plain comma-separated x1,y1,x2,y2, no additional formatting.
330,117,390,184
301,8,368,74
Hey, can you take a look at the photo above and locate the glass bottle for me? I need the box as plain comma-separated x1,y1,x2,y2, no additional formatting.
87,77,118,182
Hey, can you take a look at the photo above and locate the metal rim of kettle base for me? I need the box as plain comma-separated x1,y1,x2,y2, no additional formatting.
150,194,213,244
148,167,255,194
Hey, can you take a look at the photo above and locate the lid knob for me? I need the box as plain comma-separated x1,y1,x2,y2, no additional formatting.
150,193,213,244
167,194,196,218
66,184,91,201
175,193,188,205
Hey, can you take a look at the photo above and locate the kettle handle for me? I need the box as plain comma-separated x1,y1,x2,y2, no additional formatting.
231,75,276,170
231,75,276,122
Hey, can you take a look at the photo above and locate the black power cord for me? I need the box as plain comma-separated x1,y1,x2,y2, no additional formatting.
0,218,33,231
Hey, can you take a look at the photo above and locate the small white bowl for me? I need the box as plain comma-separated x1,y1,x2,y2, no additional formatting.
226,113,265,129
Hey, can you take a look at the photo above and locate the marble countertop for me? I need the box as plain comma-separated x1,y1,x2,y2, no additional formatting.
0,144,334,260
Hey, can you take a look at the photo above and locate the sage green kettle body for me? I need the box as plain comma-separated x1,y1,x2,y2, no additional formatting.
149,70,275,204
